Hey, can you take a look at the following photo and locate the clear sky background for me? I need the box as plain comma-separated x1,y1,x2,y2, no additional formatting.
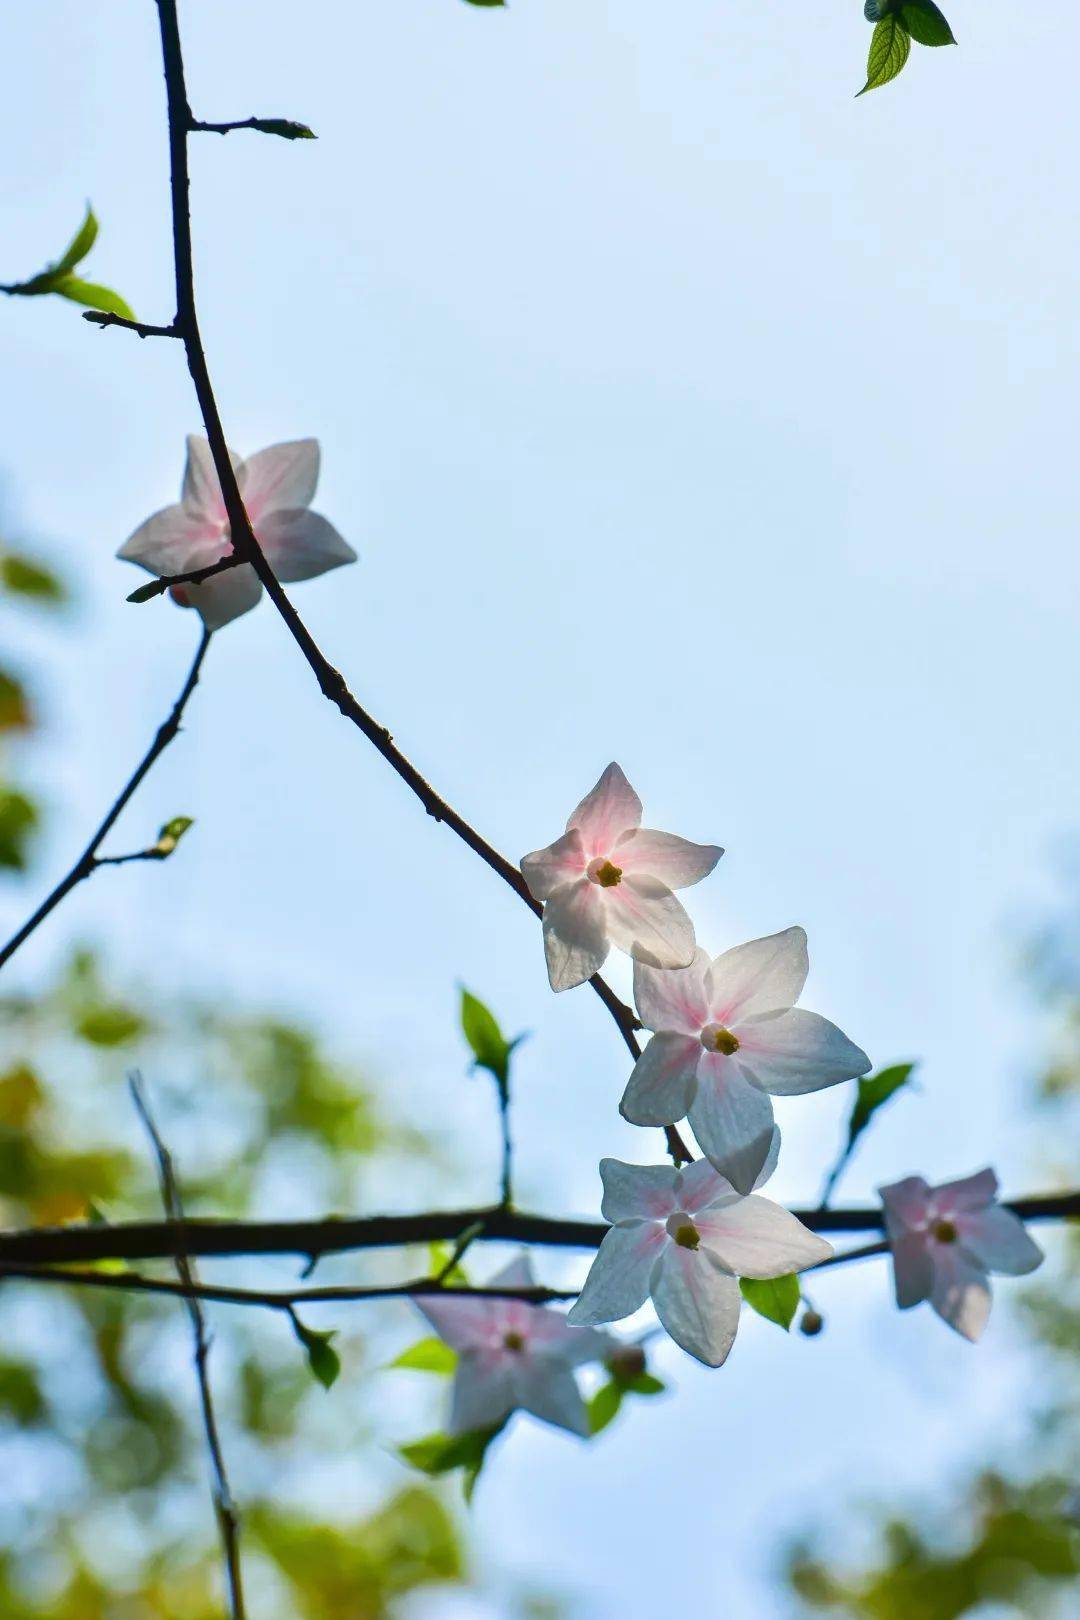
2,2,1078,1615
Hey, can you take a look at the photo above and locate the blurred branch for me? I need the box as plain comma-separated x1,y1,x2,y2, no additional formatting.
129,1074,247,1620
2,1192,1077,1268
0,625,211,971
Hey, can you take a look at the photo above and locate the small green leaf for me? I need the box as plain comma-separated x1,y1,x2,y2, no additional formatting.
900,1,955,47
847,1062,915,1149
249,118,317,140
462,1,506,7
74,1004,147,1047
400,1425,502,1499
587,1380,624,1435
427,1241,469,1287
55,205,99,275
153,816,194,857
740,1274,800,1331
0,671,32,733
0,553,66,604
622,1371,665,1396
460,987,522,1093
858,16,911,95
290,1316,341,1389
0,787,37,870
52,276,135,322
391,1337,458,1375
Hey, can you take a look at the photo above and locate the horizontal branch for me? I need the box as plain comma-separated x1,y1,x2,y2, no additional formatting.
126,551,245,604
83,310,179,339
1,1192,1076,1269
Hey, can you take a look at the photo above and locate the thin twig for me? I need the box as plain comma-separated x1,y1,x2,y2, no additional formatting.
147,0,689,1165
128,1074,246,1620
0,625,211,971
1,1191,1076,1269
82,310,180,339
127,551,245,604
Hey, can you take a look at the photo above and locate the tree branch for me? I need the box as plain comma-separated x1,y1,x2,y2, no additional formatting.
148,0,689,1164
82,310,180,339
129,1074,246,1620
0,625,211,971
1,1191,1076,1269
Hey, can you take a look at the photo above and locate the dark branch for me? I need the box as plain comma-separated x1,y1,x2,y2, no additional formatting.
0,626,211,971
129,1075,247,1620
83,310,179,339
127,551,246,604
150,0,688,1163
1,1191,1076,1269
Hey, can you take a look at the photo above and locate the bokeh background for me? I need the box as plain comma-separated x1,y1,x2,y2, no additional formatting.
2,2,1078,1615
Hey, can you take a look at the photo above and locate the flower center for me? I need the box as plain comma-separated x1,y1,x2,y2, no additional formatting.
666,1213,700,1250
931,1219,958,1245
503,1330,526,1352
586,857,623,888
701,1022,740,1056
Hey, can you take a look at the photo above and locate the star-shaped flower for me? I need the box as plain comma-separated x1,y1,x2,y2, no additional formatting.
879,1169,1044,1341
568,1154,832,1367
621,928,870,1192
414,1255,611,1436
118,435,356,630
521,763,722,992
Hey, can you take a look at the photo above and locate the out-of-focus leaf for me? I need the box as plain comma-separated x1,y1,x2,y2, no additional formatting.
51,276,135,321
290,1316,341,1389
0,1064,44,1128
847,1062,915,1149
901,0,956,46
0,786,37,869
462,1,506,8
0,670,32,732
74,1003,147,1047
427,1240,470,1287
0,1358,46,1424
54,204,99,274
622,1370,665,1395
858,16,911,94
740,1273,800,1330
391,1337,458,1375
153,815,194,857
587,1380,623,1435
0,553,65,604
400,1424,503,1499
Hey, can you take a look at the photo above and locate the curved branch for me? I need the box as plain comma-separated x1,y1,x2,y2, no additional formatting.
0,625,211,971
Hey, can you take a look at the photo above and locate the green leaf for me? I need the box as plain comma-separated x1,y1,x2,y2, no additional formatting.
622,1371,665,1396
900,0,956,47
153,816,194,857
0,788,39,870
52,276,135,322
74,1004,147,1047
857,16,911,95
290,1317,341,1389
459,988,521,1094
427,1241,469,1287
847,1062,915,1149
54,205,98,274
0,671,32,732
462,1,506,7
391,1337,458,1375
399,1425,502,1500
863,1,896,19
587,1380,624,1435
249,118,317,140
0,553,66,604
740,1274,801,1331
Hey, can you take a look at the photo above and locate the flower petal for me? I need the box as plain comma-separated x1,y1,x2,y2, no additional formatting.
604,876,695,970
487,1254,535,1293
175,565,264,630
633,950,712,1036
958,1207,1043,1277
542,878,609,992
932,1168,999,1216
694,1195,833,1278
673,1157,730,1214
568,1223,667,1325
598,1158,679,1223
930,1249,992,1341
118,504,219,575
511,1362,591,1436
688,1058,776,1194
651,1245,742,1367
890,1233,934,1308
242,438,320,518
620,1034,701,1127
709,927,809,1023
521,829,585,903
566,762,642,853
734,1008,870,1096
614,828,722,890
879,1175,932,1237
449,1352,515,1434
413,1293,500,1353
181,434,245,522
258,509,356,582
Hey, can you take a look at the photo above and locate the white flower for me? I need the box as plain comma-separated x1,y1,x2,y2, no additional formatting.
118,435,356,630
414,1255,611,1435
622,928,870,1193
521,763,722,992
879,1169,1044,1342
568,1153,832,1367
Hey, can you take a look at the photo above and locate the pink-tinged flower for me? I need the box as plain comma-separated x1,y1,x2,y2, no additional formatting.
879,1169,1044,1342
118,435,356,630
521,763,722,993
568,1153,832,1367
414,1255,611,1436
622,928,870,1194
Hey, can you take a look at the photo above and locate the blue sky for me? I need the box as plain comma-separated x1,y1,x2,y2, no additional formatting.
2,3,1078,1615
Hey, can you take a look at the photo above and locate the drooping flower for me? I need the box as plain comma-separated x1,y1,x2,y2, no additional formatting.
621,927,870,1193
414,1254,611,1436
521,763,722,992
879,1169,1044,1341
118,435,356,630
568,1153,832,1367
